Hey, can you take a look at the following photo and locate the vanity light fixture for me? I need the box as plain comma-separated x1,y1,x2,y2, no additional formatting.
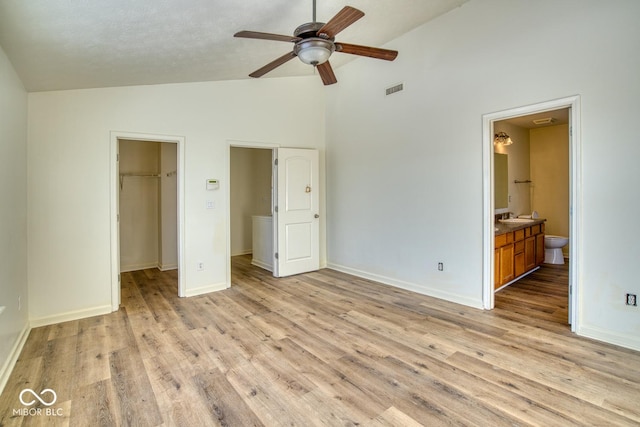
494,131,514,146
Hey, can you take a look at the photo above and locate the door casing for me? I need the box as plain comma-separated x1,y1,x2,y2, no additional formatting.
481,95,581,331
110,131,186,311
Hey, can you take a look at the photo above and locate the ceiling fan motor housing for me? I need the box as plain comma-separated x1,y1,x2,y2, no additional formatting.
294,22,331,39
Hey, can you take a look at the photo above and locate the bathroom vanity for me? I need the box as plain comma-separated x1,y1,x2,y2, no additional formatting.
494,219,545,290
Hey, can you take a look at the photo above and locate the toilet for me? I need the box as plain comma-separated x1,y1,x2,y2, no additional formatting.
544,235,569,264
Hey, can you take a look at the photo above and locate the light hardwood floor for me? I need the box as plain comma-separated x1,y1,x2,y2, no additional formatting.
1,256,639,426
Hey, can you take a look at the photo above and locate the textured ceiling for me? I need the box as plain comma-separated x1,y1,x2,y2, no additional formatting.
0,0,468,92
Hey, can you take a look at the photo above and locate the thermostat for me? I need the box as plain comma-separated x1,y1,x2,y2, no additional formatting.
206,179,219,190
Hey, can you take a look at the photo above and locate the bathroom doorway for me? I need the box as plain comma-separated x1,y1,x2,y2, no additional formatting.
482,96,581,331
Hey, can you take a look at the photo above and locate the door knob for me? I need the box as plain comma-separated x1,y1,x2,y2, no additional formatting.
314,214,319,218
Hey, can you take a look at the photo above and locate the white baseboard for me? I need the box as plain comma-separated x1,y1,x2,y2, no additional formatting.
231,250,252,257
577,324,640,352
0,324,31,395
327,263,484,309
120,262,160,273
183,282,229,297
158,264,178,272
29,304,113,328
251,259,273,272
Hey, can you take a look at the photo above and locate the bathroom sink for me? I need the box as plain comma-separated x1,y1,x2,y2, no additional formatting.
498,218,535,224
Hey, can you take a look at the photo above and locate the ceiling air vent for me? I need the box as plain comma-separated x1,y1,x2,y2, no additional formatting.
385,83,404,96
532,117,556,125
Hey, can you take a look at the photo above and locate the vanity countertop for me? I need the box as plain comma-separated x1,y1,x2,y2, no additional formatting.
495,218,546,235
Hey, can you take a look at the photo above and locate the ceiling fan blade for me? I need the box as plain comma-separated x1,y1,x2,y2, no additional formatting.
316,61,337,86
335,43,398,61
249,51,297,78
234,31,301,43
316,6,364,39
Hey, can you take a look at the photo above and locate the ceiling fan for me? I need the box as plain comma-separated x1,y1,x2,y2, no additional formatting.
234,1,398,85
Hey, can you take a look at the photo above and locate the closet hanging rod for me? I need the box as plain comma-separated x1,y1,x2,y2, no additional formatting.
120,173,161,178
514,179,532,184
119,173,161,190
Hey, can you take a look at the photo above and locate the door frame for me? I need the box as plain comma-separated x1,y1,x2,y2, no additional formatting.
110,131,186,311
226,140,279,287
482,95,581,331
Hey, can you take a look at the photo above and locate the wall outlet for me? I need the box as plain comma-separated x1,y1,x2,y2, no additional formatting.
18,296,21,311
626,293,637,306
197,262,204,271
438,262,444,271
0,306,6,315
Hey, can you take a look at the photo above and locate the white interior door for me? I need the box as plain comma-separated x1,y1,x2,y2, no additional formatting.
274,148,319,277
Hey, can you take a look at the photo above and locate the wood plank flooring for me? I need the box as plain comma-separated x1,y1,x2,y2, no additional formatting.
1,256,639,426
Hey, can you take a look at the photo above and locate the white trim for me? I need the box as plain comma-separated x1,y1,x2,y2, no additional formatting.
183,282,229,297
328,263,484,309
110,131,186,312
120,262,163,273
0,325,30,395
231,249,253,257
30,304,112,328
251,259,273,272
494,266,540,292
226,140,280,288
482,95,581,332
578,325,640,352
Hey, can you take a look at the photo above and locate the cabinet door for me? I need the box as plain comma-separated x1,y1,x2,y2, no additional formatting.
494,248,501,289
514,252,525,277
500,244,515,285
535,233,545,265
525,236,536,271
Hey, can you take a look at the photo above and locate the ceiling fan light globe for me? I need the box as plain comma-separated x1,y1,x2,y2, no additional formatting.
295,38,335,66
298,47,331,65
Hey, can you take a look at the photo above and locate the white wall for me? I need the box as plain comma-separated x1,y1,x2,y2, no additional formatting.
27,77,325,324
0,46,28,390
326,0,640,349
160,142,178,270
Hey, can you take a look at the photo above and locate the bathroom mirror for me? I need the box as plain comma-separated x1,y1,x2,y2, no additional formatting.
494,153,508,210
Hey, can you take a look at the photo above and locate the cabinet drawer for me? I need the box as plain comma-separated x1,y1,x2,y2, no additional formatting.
495,232,513,248
514,229,525,241
514,240,525,254
530,224,541,235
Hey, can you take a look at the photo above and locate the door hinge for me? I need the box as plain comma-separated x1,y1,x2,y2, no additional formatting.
274,206,278,213
274,158,278,166
117,214,120,222
118,274,121,283
275,252,279,259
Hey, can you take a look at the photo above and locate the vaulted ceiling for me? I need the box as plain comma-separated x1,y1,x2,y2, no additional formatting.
0,0,468,92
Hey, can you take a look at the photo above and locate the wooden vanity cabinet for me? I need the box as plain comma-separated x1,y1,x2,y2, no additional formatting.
495,222,545,289
494,232,514,289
